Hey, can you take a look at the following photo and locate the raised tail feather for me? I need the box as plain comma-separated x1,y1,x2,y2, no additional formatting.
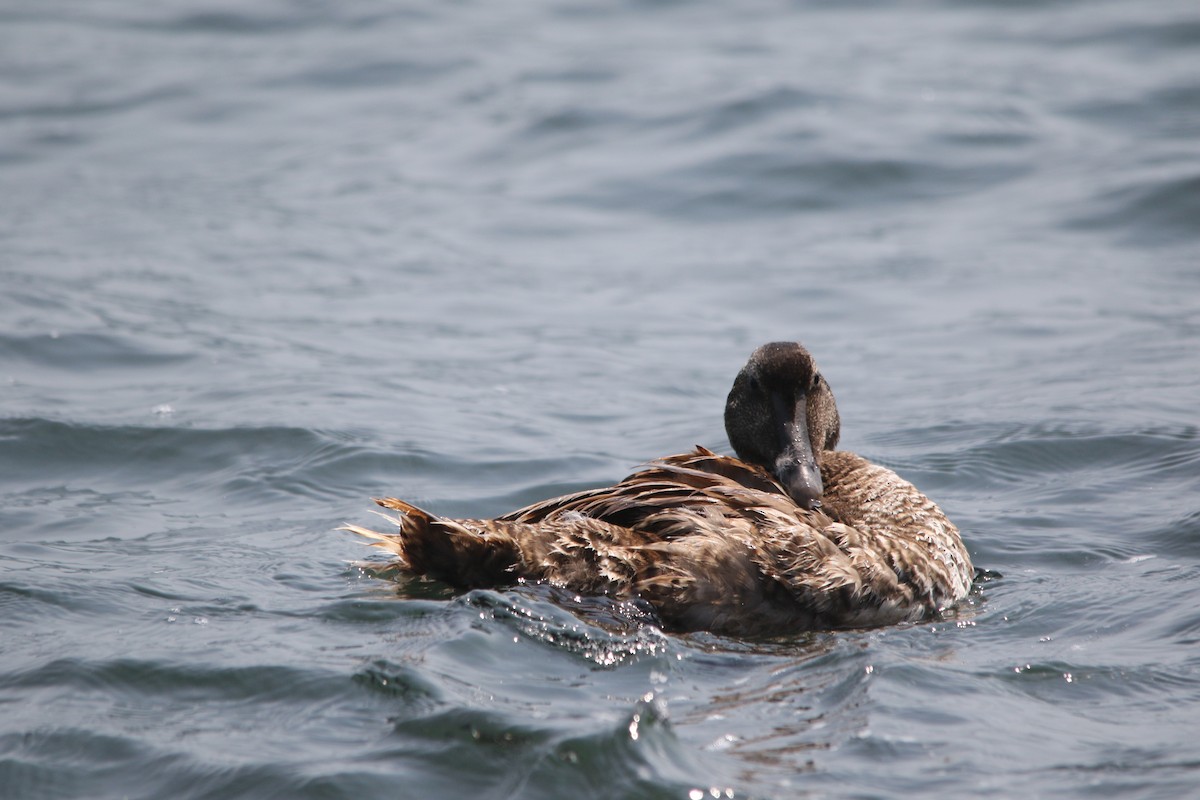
340,497,528,588
341,497,673,598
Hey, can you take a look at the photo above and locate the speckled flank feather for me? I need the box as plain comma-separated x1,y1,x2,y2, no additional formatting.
342,342,975,636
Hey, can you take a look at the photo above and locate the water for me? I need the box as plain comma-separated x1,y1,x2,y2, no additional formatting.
2,0,1199,797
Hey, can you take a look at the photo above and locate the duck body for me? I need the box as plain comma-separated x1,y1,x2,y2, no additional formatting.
344,343,974,636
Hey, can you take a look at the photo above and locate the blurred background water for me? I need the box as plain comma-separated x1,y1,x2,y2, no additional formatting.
2,1,1199,797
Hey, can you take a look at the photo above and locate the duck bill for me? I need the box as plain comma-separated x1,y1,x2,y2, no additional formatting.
772,394,824,510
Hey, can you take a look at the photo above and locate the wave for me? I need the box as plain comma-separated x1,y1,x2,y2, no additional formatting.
878,421,1200,491
1065,171,1200,246
0,332,192,371
556,150,1029,221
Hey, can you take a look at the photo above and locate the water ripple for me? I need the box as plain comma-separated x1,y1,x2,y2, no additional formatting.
0,332,192,370
892,423,1200,493
1065,171,1200,245
563,151,1027,220
0,657,349,704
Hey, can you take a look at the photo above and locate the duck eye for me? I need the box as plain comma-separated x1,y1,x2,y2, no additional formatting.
747,375,761,393
811,374,823,390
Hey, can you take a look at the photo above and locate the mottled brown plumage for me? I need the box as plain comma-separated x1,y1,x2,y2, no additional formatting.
342,342,973,636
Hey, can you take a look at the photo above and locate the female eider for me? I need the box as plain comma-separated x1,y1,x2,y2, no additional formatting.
342,342,973,636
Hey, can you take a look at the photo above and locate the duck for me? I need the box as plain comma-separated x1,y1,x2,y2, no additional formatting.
342,342,974,636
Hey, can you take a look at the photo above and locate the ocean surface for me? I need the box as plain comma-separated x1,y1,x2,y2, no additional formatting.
2,1,1199,797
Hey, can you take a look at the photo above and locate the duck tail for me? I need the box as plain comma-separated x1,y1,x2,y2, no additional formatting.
339,498,526,588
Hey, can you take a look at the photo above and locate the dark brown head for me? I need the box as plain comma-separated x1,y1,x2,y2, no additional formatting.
724,342,841,510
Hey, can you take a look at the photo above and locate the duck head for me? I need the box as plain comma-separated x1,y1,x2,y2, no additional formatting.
724,342,841,510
